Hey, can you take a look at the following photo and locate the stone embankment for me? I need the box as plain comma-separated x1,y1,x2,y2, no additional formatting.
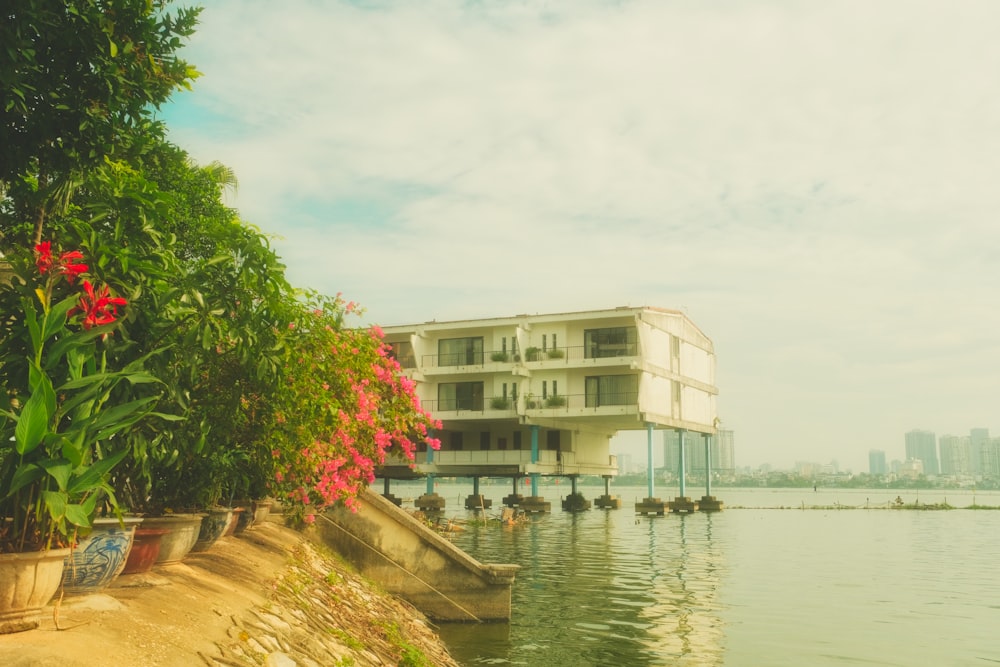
0,520,461,667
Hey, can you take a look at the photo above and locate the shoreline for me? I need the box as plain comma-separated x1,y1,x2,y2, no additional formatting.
0,520,461,667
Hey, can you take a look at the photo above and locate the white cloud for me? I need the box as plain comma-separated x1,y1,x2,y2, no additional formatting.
165,0,1000,471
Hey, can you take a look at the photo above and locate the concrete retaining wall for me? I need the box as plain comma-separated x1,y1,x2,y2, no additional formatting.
317,489,519,622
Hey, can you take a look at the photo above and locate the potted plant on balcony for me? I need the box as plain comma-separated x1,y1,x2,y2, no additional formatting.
0,242,162,631
546,348,565,359
489,397,511,410
545,395,566,408
524,347,541,362
490,351,509,362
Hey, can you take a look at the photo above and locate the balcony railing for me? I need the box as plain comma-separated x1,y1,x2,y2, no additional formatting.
422,392,640,416
419,344,638,370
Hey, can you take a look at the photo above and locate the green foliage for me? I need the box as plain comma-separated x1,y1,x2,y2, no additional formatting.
0,0,201,244
0,245,163,552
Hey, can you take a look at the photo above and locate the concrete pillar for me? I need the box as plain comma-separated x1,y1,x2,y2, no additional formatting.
705,434,712,498
530,425,540,497
699,432,725,512
670,428,697,513
595,475,621,509
646,422,655,499
678,428,686,499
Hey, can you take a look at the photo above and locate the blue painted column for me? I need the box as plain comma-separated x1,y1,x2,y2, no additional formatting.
704,434,713,498
646,422,655,498
530,425,540,496
678,429,687,498
425,434,435,495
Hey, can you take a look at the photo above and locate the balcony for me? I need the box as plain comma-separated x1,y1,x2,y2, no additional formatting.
418,343,638,375
422,392,640,422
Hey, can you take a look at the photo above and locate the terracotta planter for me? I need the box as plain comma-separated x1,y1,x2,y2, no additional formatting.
121,527,170,575
190,507,233,552
61,517,141,596
141,514,205,564
0,548,71,634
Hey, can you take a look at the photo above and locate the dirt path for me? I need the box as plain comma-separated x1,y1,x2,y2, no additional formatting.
0,521,461,666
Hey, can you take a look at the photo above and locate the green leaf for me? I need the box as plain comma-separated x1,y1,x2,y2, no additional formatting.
109,39,118,57
42,490,67,522
40,459,73,492
14,385,52,455
67,447,128,495
64,503,92,529
4,464,45,499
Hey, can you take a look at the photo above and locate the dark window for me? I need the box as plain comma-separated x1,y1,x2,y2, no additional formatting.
513,431,522,450
542,381,548,399
438,337,484,366
438,382,484,410
585,374,638,407
388,341,416,368
498,437,508,450
546,430,560,450
584,326,638,359
450,431,464,449
480,432,490,450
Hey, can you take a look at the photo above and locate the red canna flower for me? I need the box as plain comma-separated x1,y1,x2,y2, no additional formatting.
68,280,128,330
58,250,88,284
34,242,88,283
34,241,54,274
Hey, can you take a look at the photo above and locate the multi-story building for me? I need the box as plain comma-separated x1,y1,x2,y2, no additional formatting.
904,430,939,476
869,449,888,475
662,428,735,476
939,435,972,476
379,307,718,500
970,428,990,475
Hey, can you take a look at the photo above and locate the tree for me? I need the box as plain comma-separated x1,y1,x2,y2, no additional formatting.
0,0,200,246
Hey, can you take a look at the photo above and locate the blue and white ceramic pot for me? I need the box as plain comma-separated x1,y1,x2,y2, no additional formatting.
61,517,142,596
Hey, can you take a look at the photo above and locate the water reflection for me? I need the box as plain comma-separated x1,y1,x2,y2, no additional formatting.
444,510,726,666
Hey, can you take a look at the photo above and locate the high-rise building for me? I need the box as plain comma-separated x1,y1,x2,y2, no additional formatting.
939,435,971,476
904,430,939,475
869,449,888,475
662,429,735,475
970,428,990,475
981,437,1000,480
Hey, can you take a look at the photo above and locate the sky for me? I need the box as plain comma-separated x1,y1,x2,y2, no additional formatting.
161,0,1000,473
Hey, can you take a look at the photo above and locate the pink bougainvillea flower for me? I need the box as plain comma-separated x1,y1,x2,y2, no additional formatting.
68,280,128,329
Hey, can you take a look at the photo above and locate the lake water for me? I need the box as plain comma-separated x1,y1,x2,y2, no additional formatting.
387,482,1000,666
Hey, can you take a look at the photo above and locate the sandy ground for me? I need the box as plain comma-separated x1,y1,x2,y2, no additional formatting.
0,520,460,667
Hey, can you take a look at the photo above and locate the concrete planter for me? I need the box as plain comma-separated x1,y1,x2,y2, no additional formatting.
121,527,169,575
0,548,71,633
142,514,204,564
190,508,233,552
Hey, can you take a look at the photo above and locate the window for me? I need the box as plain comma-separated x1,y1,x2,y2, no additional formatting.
450,432,464,449
542,334,548,352
585,374,638,407
387,341,416,368
546,430,561,451
513,431,522,450
584,326,638,358
542,381,548,399
438,382,484,410
480,432,490,450
438,337,484,366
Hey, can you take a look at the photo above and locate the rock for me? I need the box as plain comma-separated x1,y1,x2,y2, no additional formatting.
264,652,297,667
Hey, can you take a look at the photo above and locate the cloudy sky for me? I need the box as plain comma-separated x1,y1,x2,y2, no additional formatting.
162,0,1000,473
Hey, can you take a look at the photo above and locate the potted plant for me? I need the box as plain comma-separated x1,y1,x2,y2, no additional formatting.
525,347,541,362
489,397,511,410
545,395,567,408
546,348,565,359
490,351,509,362
0,242,162,631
